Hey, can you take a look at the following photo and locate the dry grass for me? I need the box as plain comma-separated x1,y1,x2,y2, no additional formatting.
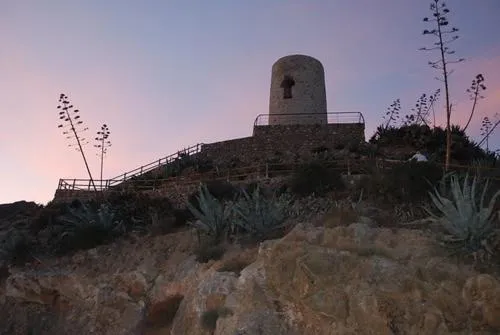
322,205,360,228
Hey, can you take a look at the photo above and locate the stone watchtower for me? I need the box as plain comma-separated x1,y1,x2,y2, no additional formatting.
268,54,327,125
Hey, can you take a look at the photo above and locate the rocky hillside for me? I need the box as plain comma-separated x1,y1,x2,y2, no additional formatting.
0,198,500,335
1,212,500,334
1,160,499,334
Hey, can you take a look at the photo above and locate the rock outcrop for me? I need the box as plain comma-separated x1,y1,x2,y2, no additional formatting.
2,220,500,334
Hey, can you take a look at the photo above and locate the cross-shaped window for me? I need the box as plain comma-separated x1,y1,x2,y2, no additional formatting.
280,75,295,99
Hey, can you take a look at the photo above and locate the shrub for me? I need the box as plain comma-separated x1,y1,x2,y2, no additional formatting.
187,184,232,243
311,146,329,154
370,124,494,164
31,201,69,233
290,161,345,197
195,158,215,173
0,231,34,266
172,208,192,227
388,161,444,202
426,173,500,257
187,180,238,212
363,161,444,203
231,185,291,241
105,192,174,233
54,201,124,254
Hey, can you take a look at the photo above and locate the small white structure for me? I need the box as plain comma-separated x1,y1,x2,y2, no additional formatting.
409,151,428,162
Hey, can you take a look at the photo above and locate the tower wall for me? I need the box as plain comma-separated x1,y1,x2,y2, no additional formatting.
269,54,327,125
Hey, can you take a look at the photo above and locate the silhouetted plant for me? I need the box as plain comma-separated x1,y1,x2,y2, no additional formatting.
57,93,97,192
478,114,500,153
382,99,401,130
94,124,111,189
403,90,441,128
463,74,487,132
420,0,465,170
480,117,493,152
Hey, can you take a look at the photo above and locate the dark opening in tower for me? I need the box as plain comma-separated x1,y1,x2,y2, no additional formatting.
280,75,295,99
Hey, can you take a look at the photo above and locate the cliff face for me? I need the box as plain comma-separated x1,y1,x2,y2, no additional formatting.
2,216,500,334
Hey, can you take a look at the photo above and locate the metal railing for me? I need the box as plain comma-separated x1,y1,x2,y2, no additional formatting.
57,143,204,191
253,111,365,126
56,158,500,193
106,143,203,186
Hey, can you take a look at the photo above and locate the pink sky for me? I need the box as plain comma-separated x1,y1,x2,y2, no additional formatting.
1,0,499,204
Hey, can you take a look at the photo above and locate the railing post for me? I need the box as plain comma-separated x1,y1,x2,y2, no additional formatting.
72,179,76,190
123,173,127,182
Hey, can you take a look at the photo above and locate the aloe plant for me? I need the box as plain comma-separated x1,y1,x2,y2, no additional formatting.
231,186,291,239
426,173,500,254
186,184,232,243
55,201,124,252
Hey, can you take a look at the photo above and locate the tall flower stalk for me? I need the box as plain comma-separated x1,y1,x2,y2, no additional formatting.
57,93,97,193
94,124,111,189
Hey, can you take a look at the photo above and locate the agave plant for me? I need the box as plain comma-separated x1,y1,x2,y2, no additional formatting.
186,184,232,243
55,201,124,253
231,186,291,240
426,173,500,255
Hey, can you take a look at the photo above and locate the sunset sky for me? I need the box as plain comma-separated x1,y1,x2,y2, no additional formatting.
1,0,499,205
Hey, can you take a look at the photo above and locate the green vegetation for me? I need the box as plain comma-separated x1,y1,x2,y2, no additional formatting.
186,183,294,246
186,184,233,244
427,173,500,257
289,161,345,197
54,201,124,254
362,161,444,203
370,124,495,164
231,185,291,241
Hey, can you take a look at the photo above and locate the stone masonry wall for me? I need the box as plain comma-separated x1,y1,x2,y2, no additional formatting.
199,123,365,167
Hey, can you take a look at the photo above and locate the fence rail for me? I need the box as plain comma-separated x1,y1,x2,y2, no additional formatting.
104,143,204,187
57,158,500,193
253,111,365,126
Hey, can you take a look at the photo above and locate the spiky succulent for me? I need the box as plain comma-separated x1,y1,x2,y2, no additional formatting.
426,173,500,255
55,201,124,252
231,186,291,239
186,184,232,242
